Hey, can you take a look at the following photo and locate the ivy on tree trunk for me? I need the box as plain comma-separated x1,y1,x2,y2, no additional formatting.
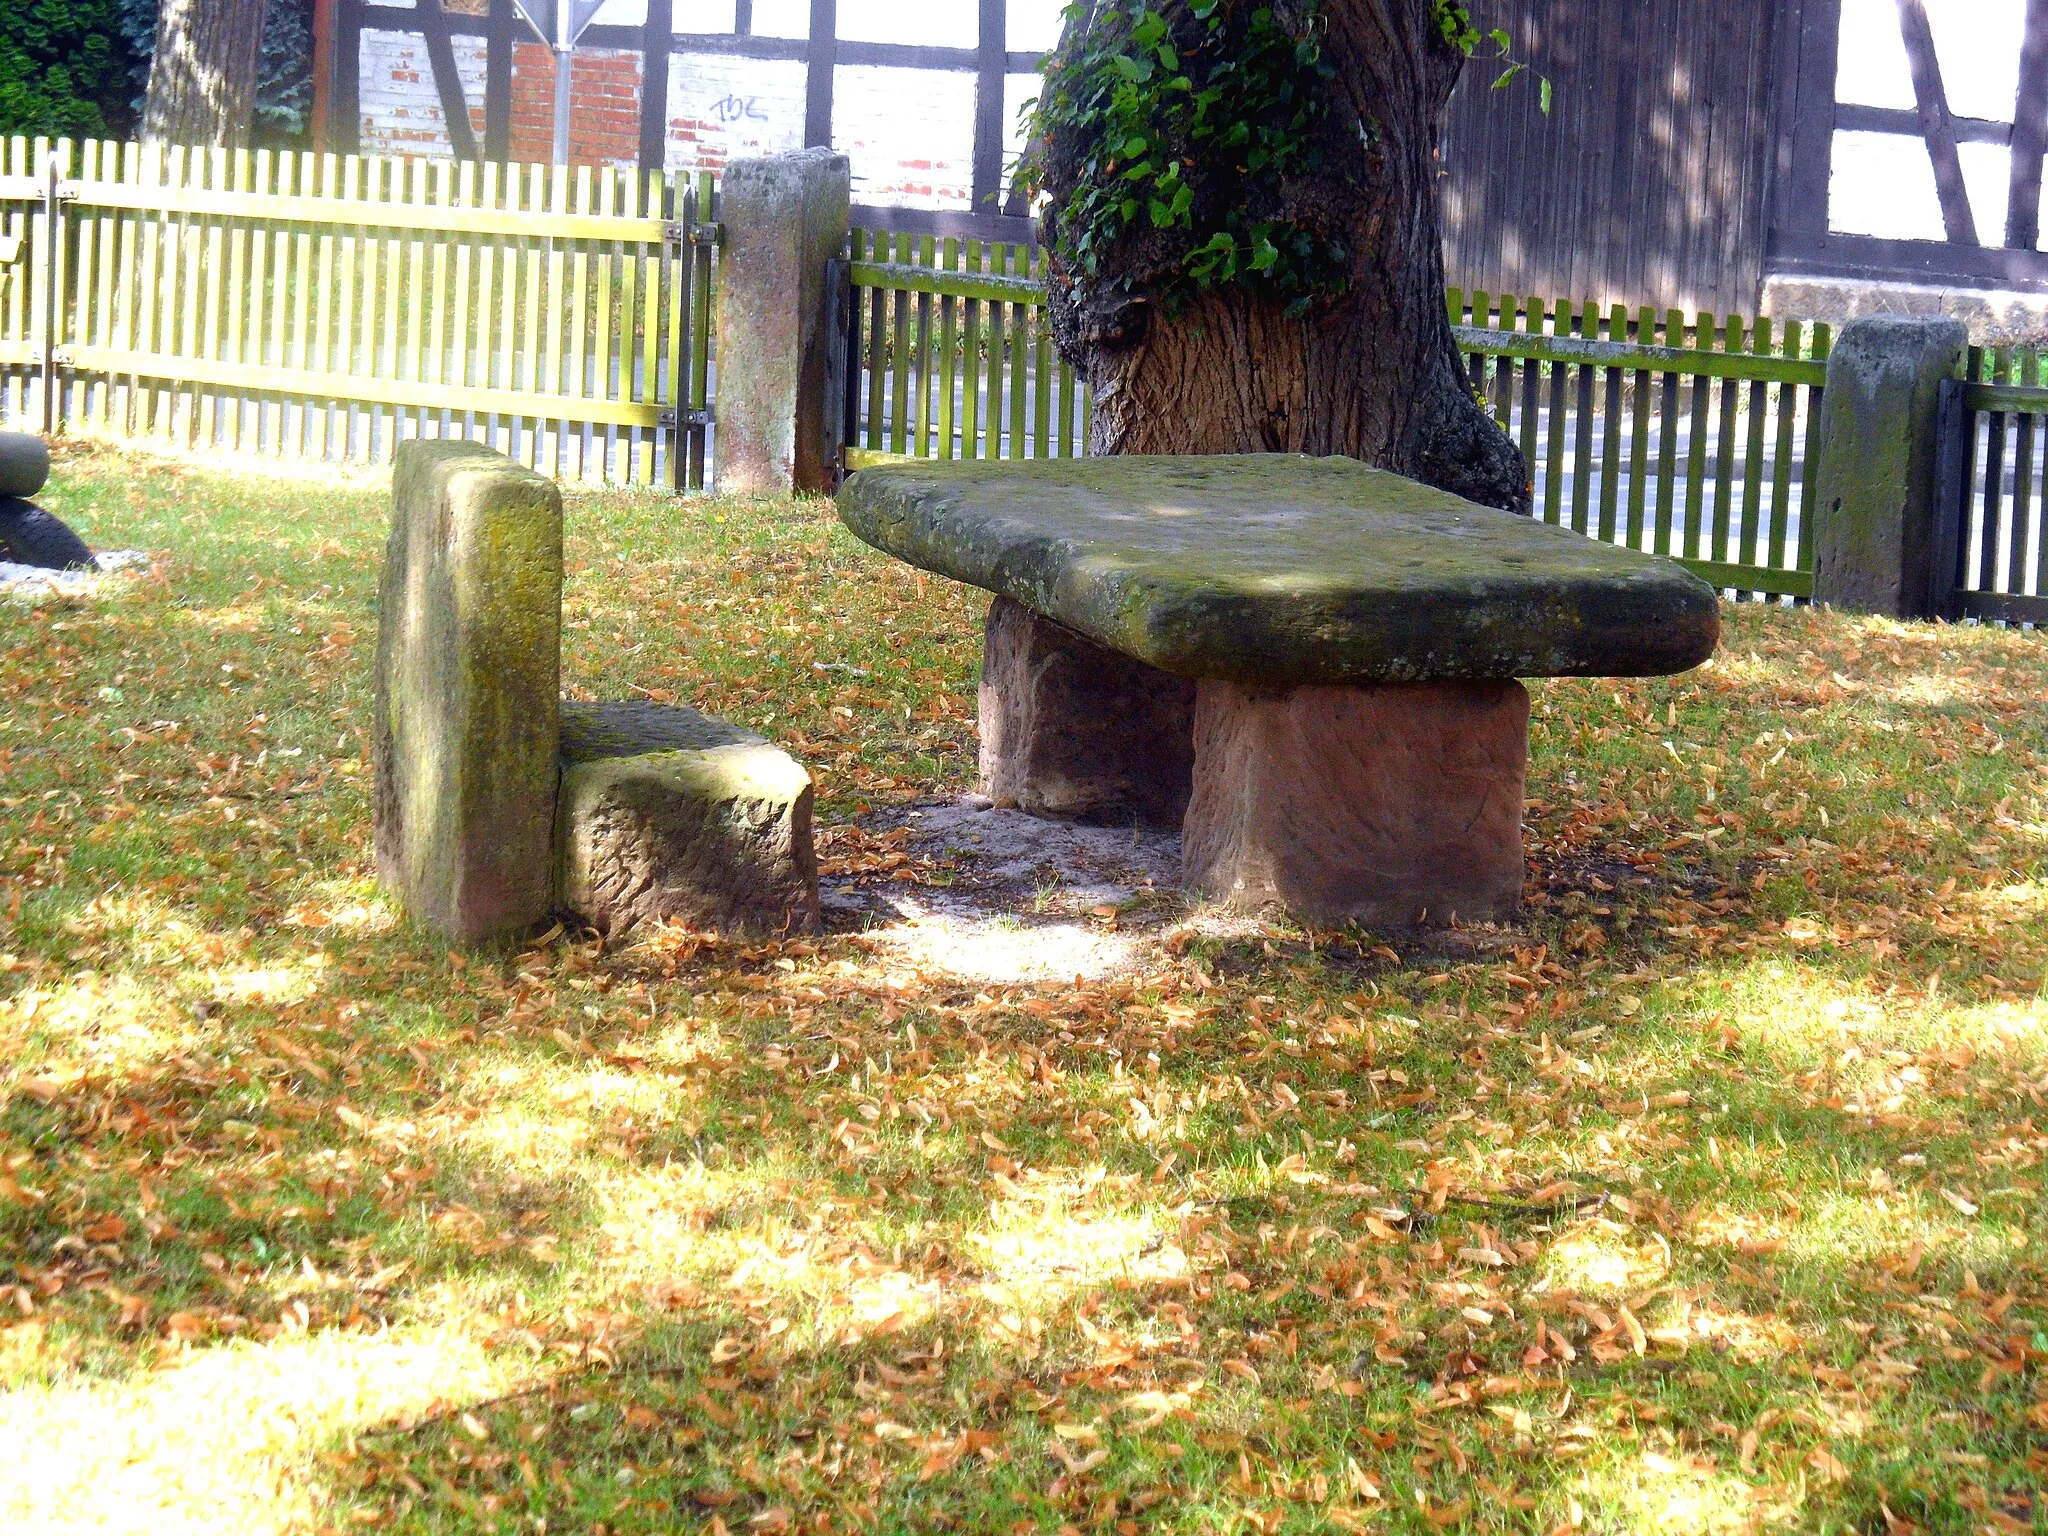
142,0,272,147
1035,0,1531,514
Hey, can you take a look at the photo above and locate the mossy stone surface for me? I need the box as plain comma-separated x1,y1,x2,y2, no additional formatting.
373,440,563,947
1810,316,1967,618
562,699,764,759
838,455,1720,684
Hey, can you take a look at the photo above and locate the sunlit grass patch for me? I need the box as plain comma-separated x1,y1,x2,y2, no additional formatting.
0,968,194,1074
3,1326,513,1536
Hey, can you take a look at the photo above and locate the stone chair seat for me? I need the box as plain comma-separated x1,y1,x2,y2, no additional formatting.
373,441,818,946
838,455,1719,927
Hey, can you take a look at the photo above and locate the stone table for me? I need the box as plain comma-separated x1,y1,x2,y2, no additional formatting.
838,454,1719,927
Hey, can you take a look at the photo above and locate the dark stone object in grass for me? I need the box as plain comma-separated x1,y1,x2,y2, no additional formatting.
0,496,94,570
557,700,820,938
0,433,50,498
838,454,1721,684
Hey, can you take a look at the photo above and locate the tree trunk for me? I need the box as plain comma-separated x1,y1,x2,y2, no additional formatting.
143,0,273,148
1043,0,1529,513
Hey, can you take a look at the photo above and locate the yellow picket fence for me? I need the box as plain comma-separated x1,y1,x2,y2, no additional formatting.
0,137,717,486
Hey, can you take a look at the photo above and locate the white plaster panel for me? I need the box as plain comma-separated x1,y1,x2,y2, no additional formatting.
1926,0,2023,123
1958,140,2017,239
749,0,809,39
1838,0,2024,123
1830,129,1945,241
358,29,488,157
667,54,808,170
1008,0,1064,51
672,0,738,29
833,63,975,209
1834,0,1916,111
838,0,976,48
1003,69,1037,167
1831,134,2020,245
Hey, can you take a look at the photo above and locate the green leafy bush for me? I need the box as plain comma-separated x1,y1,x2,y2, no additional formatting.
0,0,148,140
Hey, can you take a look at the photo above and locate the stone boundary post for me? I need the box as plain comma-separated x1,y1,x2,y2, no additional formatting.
374,441,562,946
1810,315,1968,618
712,148,852,496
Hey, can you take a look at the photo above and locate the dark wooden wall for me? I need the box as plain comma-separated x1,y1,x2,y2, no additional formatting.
1439,0,1782,316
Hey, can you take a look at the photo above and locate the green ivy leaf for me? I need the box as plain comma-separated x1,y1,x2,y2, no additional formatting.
1028,0,1351,314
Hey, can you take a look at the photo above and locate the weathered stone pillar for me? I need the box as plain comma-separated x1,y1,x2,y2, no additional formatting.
374,441,563,946
1811,315,1968,618
712,148,852,496
1182,679,1529,928
978,596,1197,826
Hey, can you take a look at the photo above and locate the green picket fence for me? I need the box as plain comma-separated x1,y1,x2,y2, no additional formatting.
844,229,1089,466
1450,291,1831,599
1941,345,2048,624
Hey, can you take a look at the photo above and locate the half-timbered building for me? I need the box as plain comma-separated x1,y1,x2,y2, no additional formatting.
315,0,2048,329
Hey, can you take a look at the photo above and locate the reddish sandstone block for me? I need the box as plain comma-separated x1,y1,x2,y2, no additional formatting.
1182,679,1529,928
977,596,1196,826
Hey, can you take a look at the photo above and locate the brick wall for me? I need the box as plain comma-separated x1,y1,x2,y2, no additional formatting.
359,29,486,158
665,54,807,174
508,45,643,167
354,27,1023,205
830,64,973,209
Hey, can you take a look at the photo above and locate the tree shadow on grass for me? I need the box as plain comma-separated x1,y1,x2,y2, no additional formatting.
272,922,2048,1536
7,857,2048,1533
8,470,2048,1532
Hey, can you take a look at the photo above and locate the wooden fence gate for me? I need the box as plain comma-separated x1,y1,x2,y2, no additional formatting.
1935,349,2048,626
0,137,717,487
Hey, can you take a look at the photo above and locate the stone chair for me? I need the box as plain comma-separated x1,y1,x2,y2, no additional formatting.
373,440,819,947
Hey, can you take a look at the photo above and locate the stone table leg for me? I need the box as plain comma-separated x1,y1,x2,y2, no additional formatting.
1183,679,1529,927
978,596,1197,825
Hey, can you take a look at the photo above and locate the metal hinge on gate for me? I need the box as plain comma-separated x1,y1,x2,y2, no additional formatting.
658,408,712,429
662,221,723,248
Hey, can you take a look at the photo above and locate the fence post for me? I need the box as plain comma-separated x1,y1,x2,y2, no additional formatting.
1810,315,1968,618
711,149,852,496
36,146,63,436
1928,377,1971,621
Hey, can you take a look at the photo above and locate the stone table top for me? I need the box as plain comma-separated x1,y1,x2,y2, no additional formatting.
837,455,1720,685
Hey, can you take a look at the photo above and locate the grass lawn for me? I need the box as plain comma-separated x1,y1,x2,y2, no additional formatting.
3,440,2048,1535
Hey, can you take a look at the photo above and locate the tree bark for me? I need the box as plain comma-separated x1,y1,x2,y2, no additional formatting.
1043,0,1530,513
143,0,274,148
